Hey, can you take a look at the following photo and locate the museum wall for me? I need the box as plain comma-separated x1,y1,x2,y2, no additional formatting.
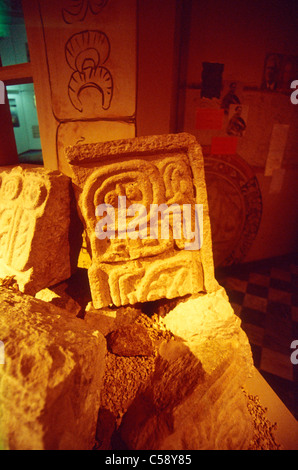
14,0,298,264
184,0,298,263
136,0,178,136
137,0,298,264
185,0,298,87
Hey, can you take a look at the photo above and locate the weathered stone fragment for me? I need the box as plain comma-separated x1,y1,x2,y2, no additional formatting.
107,323,154,357
119,287,254,450
0,166,78,295
35,268,93,317
35,284,82,316
0,288,106,450
65,133,218,308
84,303,143,336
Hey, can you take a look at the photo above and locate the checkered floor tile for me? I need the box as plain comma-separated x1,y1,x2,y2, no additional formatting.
216,253,298,420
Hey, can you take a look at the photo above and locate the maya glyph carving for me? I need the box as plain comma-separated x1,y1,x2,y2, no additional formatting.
66,133,218,308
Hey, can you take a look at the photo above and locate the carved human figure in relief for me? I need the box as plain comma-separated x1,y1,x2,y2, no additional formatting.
0,172,48,272
0,166,72,295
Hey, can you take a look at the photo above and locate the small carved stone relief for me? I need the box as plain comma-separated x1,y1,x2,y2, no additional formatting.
0,167,72,294
66,133,218,308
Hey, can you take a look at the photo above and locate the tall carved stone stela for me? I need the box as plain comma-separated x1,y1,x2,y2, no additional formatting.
66,133,218,308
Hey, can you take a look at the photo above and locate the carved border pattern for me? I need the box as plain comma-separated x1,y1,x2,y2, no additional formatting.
204,153,262,266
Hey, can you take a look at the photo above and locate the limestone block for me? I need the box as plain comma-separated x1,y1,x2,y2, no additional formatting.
0,166,77,295
107,323,154,357
35,268,94,318
0,288,106,450
35,285,82,317
163,287,253,376
119,287,254,450
65,133,218,308
84,303,142,336
57,121,136,178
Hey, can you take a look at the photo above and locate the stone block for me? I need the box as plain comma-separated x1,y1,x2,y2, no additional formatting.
35,284,82,317
65,133,218,308
118,287,255,450
107,323,154,357
35,268,93,318
0,288,106,450
84,303,142,336
0,166,80,295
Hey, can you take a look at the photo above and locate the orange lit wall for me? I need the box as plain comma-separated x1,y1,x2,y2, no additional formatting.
137,0,298,262
136,0,178,136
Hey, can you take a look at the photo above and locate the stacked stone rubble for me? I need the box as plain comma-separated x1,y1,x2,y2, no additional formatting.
0,134,255,450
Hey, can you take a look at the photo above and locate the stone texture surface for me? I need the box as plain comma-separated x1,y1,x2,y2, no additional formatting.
84,303,143,336
107,323,154,357
35,268,93,318
0,288,106,450
0,166,78,295
118,287,255,450
35,284,82,317
65,133,218,308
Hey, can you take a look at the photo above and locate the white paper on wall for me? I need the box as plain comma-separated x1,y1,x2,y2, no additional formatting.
269,168,286,194
265,124,289,176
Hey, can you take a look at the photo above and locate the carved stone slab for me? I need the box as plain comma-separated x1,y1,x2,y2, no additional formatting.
65,133,218,308
0,166,72,294
57,120,135,177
